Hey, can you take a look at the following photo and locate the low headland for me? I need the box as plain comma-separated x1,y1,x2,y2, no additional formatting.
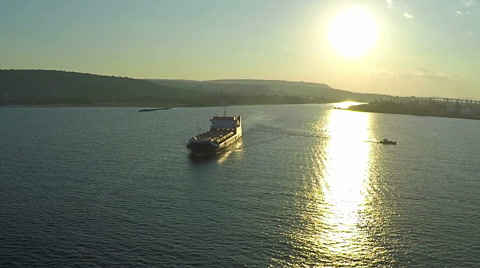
346,97,480,120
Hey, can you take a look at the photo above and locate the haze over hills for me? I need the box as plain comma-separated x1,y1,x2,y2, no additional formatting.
149,79,386,103
1,69,387,106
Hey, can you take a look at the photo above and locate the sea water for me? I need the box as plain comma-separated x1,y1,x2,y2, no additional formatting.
1,104,479,267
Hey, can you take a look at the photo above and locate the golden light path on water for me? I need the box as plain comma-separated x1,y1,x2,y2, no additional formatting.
322,110,372,262
286,108,392,267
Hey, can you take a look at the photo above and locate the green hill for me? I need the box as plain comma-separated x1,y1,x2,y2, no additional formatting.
1,70,389,107
0,70,196,106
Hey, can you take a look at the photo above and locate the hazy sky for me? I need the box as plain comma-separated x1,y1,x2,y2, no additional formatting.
1,0,479,98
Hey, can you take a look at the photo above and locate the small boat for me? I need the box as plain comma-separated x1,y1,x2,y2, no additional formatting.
380,138,397,145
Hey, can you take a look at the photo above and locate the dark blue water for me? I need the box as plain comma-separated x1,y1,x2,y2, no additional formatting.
1,104,479,267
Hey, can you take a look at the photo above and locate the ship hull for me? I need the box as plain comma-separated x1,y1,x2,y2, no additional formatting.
186,115,242,155
186,140,218,154
187,132,241,155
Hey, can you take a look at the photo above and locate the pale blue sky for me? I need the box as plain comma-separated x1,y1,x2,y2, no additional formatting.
1,0,479,98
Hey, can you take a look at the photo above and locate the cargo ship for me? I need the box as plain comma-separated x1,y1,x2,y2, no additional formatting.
186,115,242,154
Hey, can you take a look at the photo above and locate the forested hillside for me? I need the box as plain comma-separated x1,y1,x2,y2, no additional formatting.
0,70,195,105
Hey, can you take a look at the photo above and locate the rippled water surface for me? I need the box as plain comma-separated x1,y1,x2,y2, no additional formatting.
1,104,480,267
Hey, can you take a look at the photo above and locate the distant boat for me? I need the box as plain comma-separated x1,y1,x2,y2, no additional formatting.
138,108,171,112
186,115,242,155
380,138,397,145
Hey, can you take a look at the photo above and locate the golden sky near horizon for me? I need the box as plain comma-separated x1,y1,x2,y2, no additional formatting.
1,0,479,99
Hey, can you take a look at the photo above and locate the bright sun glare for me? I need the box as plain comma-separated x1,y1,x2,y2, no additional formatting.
328,7,378,60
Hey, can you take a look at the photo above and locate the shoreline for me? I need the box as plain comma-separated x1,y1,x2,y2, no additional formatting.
346,104,480,121
0,103,181,108
4,102,480,121
0,101,336,109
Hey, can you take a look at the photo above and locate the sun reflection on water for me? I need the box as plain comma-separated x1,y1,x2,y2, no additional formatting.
217,138,243,164
322,110,372,259
285,109,390,267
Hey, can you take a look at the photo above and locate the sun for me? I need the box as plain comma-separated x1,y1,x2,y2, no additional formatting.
327,7,378,60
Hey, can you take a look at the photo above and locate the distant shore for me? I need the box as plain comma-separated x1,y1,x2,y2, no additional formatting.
0,99,334,109
0,103,181,108
346,102,480,120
